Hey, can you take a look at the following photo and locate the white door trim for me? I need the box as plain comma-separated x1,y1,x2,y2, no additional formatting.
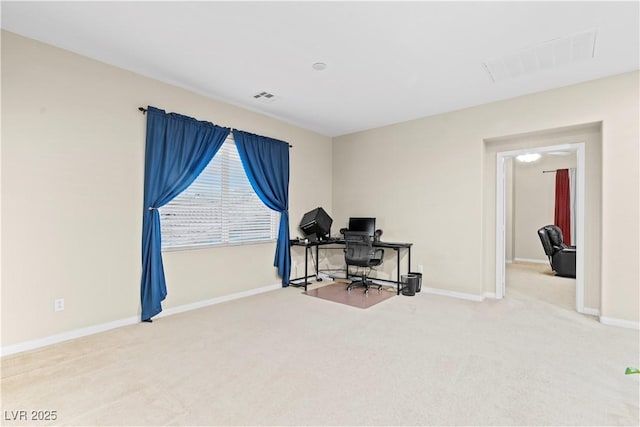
495,143,586,313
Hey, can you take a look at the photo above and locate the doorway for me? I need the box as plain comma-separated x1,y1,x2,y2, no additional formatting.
495,143,585,312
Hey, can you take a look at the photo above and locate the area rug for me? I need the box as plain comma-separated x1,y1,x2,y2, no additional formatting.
305,281,396,309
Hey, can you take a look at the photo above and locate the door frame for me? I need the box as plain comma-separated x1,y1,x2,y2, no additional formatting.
495,143,586,312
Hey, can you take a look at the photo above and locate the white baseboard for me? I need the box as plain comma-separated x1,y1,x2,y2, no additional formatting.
581,307,600,317
599,316,640,330
513,257,549,264
156,283,281,319
0,316,140,358
5,282,634,356
422,286,484,302
1,283,282,357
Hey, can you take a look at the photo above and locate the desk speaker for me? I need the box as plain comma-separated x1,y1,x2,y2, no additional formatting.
299,207,333,241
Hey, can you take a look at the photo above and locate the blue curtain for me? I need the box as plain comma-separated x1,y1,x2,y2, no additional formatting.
233,130,291,286
140,106,230,321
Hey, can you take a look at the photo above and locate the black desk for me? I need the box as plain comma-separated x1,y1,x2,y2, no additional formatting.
289,238,413,295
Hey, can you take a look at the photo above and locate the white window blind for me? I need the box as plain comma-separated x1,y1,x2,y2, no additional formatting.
159,137,278,250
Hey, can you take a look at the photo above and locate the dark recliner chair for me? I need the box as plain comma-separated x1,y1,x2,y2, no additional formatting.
343,230,384,294
537,225,576,278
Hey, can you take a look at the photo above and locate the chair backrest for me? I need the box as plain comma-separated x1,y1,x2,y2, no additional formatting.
537,225,567,256
344,230,375,267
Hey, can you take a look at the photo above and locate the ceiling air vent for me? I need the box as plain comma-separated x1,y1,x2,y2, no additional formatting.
483,28,598,82
253,91,278,103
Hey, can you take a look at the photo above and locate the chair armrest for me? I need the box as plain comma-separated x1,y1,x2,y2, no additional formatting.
373,248,384,260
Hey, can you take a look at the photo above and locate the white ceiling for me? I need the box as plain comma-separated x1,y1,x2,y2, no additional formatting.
2,1,638,137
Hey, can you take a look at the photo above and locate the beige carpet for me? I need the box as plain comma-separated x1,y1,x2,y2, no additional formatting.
305,281,396,309
506,261,576,310
2,263,638,426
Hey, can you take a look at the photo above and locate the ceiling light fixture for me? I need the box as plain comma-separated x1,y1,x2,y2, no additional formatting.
312,62,327,71
516,153,542,163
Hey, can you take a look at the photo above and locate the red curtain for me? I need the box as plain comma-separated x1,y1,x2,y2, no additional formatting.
554,169,571,245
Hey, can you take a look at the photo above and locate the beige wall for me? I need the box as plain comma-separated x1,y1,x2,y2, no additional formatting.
333,72,638,322
511,153,577,262
1,31,333,346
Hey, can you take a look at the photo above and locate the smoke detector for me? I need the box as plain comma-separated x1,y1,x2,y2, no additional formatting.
312,62,327,71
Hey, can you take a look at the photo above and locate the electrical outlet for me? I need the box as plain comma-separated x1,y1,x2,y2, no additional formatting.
417,265,424,273
54,298,64,312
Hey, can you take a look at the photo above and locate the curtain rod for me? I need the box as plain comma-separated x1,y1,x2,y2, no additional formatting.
543,168,572,173
138,107,292,147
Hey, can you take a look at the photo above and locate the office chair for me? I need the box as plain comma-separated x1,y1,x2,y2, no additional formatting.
537,225,576,278
343,230,384,293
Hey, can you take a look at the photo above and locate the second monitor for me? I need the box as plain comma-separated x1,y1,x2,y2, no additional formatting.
348,217,376,236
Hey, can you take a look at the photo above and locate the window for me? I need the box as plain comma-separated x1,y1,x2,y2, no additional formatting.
159,137,279,250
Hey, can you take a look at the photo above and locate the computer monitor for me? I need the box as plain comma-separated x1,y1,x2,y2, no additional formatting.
348,217,376,236
300,207,333,241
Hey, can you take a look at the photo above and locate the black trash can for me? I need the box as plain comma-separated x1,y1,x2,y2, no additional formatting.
401,274,417,296
408,272,422,293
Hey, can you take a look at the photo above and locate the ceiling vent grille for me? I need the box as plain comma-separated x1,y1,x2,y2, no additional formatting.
483,29,598,82
253,91,278,103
